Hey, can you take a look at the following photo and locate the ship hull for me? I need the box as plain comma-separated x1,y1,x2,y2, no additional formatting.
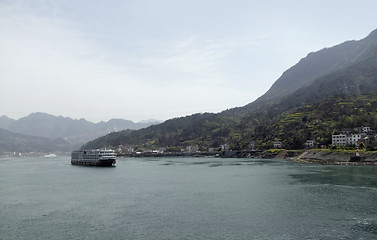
71,159,116,166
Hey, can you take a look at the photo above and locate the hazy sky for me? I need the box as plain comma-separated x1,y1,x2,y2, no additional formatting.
1,0,377,122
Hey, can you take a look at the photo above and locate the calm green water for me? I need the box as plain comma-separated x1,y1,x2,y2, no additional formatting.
1,157,376,240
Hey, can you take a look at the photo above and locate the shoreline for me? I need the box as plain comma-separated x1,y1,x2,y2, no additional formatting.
2,149,377,166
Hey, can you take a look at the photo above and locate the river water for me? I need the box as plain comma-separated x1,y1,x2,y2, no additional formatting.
1,157,376,239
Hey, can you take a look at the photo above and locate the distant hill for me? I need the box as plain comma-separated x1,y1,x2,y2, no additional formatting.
0,115,16,129
0,113,159,153
0,112,159,145
82,28,377,151
0,128,74,153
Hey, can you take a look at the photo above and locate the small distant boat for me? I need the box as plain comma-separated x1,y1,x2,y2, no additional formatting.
44,154,57,158
71,149,116,166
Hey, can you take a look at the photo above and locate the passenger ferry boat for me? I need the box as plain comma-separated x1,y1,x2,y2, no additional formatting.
71,149,116,166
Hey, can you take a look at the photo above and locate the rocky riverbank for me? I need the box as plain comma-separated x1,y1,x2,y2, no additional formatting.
290,150,377,165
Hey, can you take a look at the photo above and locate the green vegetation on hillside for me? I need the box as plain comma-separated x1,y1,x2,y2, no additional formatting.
253,93,377,149
82,93,377,151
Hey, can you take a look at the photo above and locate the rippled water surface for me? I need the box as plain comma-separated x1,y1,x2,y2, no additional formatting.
1,157,376,239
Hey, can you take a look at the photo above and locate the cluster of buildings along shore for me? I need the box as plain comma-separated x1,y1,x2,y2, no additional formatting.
331,126,375,147
269,126,377,150
115,126,377,155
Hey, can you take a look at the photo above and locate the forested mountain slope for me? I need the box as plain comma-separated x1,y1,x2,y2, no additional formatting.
244,93,377,149
82,93,377,151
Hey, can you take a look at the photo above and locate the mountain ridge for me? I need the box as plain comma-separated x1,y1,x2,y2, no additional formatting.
0,113,160,153
223,28,377,116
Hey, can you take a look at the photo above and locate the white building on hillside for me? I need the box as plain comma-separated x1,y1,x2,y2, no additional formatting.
332,134,347,146
351,134,362,145
362,126,371,133
332,133,368,146
273,141,283,148
304,139,315,148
